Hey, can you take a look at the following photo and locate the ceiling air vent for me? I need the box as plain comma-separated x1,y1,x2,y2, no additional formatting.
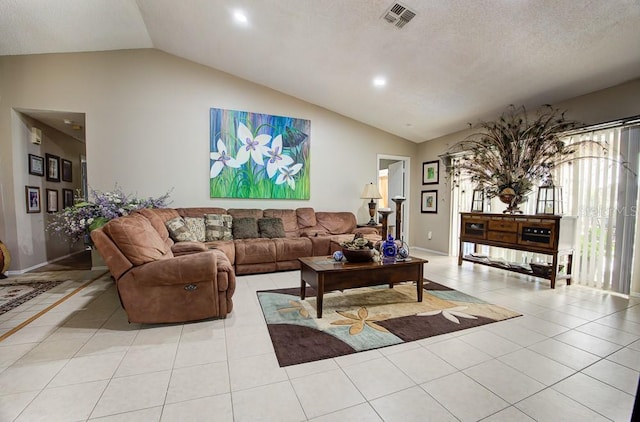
382,2,417,29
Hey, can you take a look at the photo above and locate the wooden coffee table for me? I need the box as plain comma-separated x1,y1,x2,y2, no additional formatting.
299,256,427,318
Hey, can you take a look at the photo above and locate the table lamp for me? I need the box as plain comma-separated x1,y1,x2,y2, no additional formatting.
361,183,382,225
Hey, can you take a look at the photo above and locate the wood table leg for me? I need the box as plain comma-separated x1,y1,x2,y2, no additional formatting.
316,274,324,318
300,273,306,300
417,262,424,302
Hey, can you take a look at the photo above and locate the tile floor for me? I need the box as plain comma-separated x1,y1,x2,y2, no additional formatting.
0,252,639,421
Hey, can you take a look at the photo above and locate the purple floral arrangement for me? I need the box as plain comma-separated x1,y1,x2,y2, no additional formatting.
48,186,171,243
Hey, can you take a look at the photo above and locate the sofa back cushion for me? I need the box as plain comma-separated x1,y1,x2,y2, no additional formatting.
315,212,356,235
177,207,227,218
227,208,264,220
103,214,173,266
135,208,179,248
296,207,317,228
264,209,299,237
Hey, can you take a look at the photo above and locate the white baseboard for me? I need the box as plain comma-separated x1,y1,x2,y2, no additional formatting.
410,246,448,256
5,250,87,275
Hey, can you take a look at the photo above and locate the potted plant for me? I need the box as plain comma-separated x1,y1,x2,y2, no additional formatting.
446,105,588,213
48,186,172,244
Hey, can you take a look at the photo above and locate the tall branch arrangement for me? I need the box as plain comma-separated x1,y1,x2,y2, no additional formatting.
447,105,585,200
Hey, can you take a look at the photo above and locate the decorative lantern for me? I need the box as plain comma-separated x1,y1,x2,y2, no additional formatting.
536,183,563,215
471,189,485,213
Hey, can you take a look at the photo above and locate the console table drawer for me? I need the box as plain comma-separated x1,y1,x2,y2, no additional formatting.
487,231,517,243
488,220,518,232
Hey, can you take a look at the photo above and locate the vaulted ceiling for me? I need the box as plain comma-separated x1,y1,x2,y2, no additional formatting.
2,0,639,142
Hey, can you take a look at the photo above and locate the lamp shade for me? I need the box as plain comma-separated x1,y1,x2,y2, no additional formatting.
361,183,382,199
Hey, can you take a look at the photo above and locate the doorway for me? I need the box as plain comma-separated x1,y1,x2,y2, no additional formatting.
377,155,410,243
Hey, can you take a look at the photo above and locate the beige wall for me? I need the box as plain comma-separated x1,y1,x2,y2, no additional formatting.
0,49,416,271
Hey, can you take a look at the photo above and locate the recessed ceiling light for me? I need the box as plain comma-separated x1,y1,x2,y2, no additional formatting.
233,10,248,24
373,77,386,87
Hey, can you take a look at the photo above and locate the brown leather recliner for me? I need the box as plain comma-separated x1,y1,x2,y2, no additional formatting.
91,213,235,324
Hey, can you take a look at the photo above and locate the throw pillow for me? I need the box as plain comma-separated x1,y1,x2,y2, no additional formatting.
165,217,197,242
258,217,286,238
232,217,259,239
183,216,206,242
205,214,233,241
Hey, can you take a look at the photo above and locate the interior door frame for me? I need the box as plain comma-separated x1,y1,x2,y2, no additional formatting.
377,154,411,245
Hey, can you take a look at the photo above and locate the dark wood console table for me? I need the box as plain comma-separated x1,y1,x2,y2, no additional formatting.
458,213,574,288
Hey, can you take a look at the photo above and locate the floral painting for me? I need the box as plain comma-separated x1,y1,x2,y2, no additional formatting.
210,108,310,199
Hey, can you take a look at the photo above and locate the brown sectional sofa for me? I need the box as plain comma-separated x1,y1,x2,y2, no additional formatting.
138,206,381,275
91,206,378,323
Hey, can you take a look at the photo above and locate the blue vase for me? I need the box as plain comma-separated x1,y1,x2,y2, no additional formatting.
381,235,397,263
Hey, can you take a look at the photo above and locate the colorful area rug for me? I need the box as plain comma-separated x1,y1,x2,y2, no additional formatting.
0,280,65,315
257,280,521,367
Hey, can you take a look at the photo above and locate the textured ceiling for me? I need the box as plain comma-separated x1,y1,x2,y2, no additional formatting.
2,0,640,142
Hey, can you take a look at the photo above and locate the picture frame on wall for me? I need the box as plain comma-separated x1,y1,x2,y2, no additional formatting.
28,154,45,176
46,189,58,213
421,190,438,213
63,188,74,209
61,159,72,182
45,153,60,182
422,160,439,185
26,186,41,213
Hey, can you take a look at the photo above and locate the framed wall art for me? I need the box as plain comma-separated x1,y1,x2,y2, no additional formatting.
63,188,74,209
26,186,41,213
421,190,438,213
61,159,72,182
28,154,44,176
45,153,60,182
209,108,311,199
46,189,58,213
422,160,439,185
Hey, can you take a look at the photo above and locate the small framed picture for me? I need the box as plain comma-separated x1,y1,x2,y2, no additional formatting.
28,154,45,176
421,190,438,213
61,159,72,182
46,189,59,213
422,160,439,185
63,188,74,208
45,153,60,182
26,186,41,213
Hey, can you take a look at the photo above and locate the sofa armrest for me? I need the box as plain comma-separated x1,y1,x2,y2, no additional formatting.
128,251,218,287
354,227,378,236
171,241,207,256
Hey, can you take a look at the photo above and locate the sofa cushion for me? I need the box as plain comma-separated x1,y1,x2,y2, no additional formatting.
264,209,299,237
232,217,259,239
205,214,233,241
227,208,264,220
104,214,173,266
296,207,317,228
177,207,227,218
136,208,180,245
316,212,357,235
165,217,198,242
258,217,286,238
184,217,206,242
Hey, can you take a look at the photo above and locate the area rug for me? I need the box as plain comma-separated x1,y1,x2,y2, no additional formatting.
257,280,521,367
0,280,65,315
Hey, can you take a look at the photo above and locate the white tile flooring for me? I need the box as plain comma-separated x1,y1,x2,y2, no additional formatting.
1,252,639,421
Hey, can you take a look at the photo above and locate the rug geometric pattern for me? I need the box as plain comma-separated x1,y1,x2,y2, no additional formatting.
257,280,521,367
0,280,65,315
